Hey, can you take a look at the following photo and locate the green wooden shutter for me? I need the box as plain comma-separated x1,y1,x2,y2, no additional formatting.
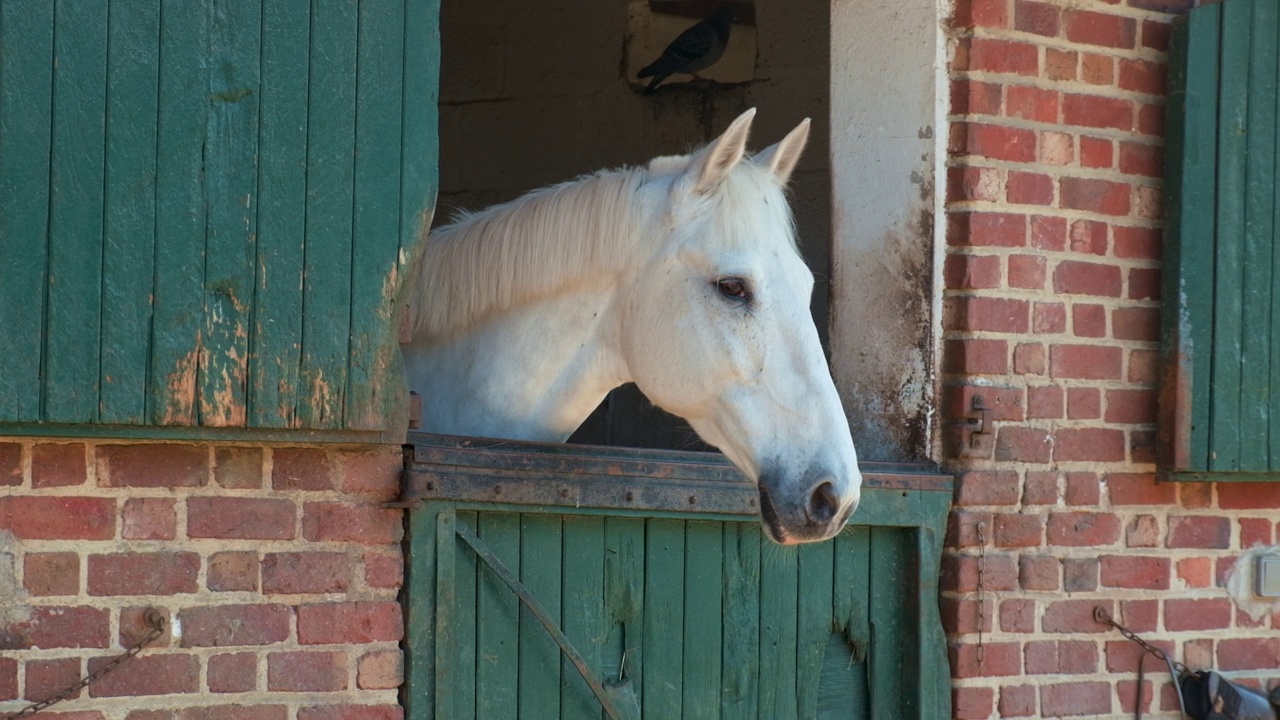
0,0,439,440
402,434,953,720
1161,0,1280,479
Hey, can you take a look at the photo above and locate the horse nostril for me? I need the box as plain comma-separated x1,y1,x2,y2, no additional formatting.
807,480,840,524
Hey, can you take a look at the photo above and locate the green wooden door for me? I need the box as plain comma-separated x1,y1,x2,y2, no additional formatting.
1161,0,1280,479
0,0,439,440
403,434,952,720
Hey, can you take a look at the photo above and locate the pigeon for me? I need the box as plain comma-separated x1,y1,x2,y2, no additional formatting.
638,6,735,94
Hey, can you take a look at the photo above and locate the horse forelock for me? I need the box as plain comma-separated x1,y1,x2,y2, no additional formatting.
409,167,649,340
703,161,801,256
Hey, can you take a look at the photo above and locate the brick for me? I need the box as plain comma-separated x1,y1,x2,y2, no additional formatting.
297,602,403,645
1050,345,1122,379
1062,558,1098,592
123,497,177,540
176,708,288,720
1055,428,1126,462
1066,387,1100,418
962,123,1037,163
126,712,173,720
1060,177,1130,216
208,652,258,693
1108,473,1172,504
1106,638,1173,673
953,686,994,720
999,684,1036,717
179,604,291,648
267,651,348,692
1136,185,1162,220
5,606,109,649
1007,255,1044,290
1001,599,1036,633
119,607,170,650
363,552,403,589
1216,638,1280,671
31,443,87,488
1104,389,1155,424
1006,87,1058,124
947,296,1030,333
1120,599,1158,632
1180,481,1213,509
262,552,351,595
994,513,1044,547
943,339,1008,374
1053,261,1122,297
337,446,402,495
357,650,403,689
1064,472,1099,505
970,37,1038,75
1183,638,1214,670
1071,305,1105,339
1067,219,1107,255
1101,555,1169,589
272,448,332,491
1023,470,1059,503
297,707,403,720
1128,268,1160,301
1033,303,1066,334
944,253,1002,290
1113,307,1159,341
1141,18,1172,51
96,444,206,488
188,497,296,540
0,443,20,486
1014,0,1058,36
946,166,998,204
209,551,259,592
26,658,81,701
1167,515,1230,549
959,0,1010,28
1063,94,1134,131
1046,48,1077,81
951,641,1020,678
1119,59,1166,96
1047,512,1121,546
1177,557,1212,588
1081,53,1114,85
955,470,1021,506
0,496,115,540
1025,640,1096,675
951,79,1004,116
946,509,991,548
87,653,199,697
1042,681,1111,716
213,447,263,489
1165,598,1232,631
1065,9,1135,47
1119,141,1161,177
302,503,403,545
1037,132,1073,166
1014,343,1045,375
995,427,1051,463
1129,349,1158,384
1239,518,1273,548
24,553,79,596
1078,136,1113,169
1218,482,1280,509
88,553,199,596
950,212,1027,248
1006,171,1053,206
941,597,992,634
1138,103,1165,136
1020,555,1059,591
1029,217,1065,253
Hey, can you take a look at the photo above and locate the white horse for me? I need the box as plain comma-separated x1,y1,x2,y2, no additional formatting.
402,108,861,544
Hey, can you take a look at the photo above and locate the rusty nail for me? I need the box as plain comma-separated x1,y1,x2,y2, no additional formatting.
688,495,697,504
625,491,634,501
426,481,435,491
493,485,502,496
560,488,570,498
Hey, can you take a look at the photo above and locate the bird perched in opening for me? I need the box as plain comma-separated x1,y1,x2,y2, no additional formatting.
638,6,736,94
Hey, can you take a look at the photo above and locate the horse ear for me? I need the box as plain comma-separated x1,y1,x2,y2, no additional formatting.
688,107,756,195
753,118,810,186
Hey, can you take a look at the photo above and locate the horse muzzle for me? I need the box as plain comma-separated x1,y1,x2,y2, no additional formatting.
756,470,860,545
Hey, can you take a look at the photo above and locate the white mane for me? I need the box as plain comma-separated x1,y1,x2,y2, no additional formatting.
409,167,648,340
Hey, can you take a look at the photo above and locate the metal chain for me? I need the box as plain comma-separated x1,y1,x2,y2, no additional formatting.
1094,606,1190,675
4,609,166,720
976,521,986,670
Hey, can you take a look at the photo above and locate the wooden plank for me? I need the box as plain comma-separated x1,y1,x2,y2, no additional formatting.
1240,0,1279,471
868,528,908,719
519,514,563,719
796,535,835,719
913,524,951,719
1273,0,1280,472
476,513,521,720
758,546,799,720
453,510,479,720
561,515,606,720
250,0,311,428
721,523,760,720
823,526,872,719
399,0,441,260
1208,0,1251,471
682,521,723,720
149,0,208,426
200,0,261,427
1161,6,1221,471
434,510,457,720
45,0,109,423
99,0,160,424
297,0,359,428
346,0,407,430
0,0,54,422
407,506,441,720
642,519,685,719
604,517,646,709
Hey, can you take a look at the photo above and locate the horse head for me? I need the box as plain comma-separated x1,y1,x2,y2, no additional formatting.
619,108,863,544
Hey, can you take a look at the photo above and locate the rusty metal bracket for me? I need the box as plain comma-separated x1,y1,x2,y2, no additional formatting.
967,394,991,449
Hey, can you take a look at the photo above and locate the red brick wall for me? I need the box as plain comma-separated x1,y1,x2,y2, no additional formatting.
943,0,1280,717
0,440,405,720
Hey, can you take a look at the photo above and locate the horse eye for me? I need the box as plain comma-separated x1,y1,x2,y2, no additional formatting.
716,277,750,301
